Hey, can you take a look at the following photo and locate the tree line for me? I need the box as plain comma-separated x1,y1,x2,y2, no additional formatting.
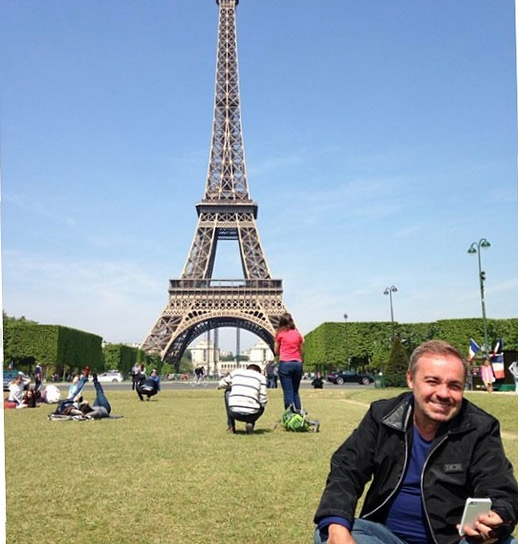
4,312,517,382
2,312,168,378
303,317,518,374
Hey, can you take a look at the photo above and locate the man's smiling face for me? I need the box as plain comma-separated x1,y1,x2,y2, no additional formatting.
407,353,465,431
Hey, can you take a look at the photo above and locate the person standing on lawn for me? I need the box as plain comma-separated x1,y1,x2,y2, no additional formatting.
274,312,304,411
265,361,277,389
313,340,518,544
508,361,518,395
481,358,496,393
34,363,43,390
131,362,142,391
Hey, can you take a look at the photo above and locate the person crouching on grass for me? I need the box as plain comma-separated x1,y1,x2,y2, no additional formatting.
136,369,161,401
218,364,268,434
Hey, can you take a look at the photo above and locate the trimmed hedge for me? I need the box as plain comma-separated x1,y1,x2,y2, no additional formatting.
3,322,103,376
103,344,156,375
3,317,162,378
304,321,394,370
304,317,518,372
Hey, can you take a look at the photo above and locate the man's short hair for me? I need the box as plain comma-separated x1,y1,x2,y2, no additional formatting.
409,340,467,378
247,364,262,373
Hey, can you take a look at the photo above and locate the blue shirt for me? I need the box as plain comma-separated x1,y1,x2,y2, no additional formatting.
383,426,433,544
149,374,161,391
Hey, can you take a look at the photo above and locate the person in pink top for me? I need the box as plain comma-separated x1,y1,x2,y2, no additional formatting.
480,358,496,393
274,312,304,410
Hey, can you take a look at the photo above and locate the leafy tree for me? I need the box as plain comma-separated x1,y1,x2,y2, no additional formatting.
177,351,193,373
144,353,163,374
103,344,145,374
386,336,408,373
384,336,409,387
3,311,39,327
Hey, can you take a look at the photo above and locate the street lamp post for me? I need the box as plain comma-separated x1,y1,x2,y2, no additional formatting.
343,313,349,369
383,286,398,341
468,238,491,355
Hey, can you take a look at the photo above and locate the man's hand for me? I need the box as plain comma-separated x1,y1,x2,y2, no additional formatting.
459,510,504,544
327,524,356,544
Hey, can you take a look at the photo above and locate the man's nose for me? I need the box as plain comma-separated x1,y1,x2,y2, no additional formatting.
435,383,450,397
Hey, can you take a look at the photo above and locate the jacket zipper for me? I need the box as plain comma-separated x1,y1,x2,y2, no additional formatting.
420,433,449,544
362,415,412,519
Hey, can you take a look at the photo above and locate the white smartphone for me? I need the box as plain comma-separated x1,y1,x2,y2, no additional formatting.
458,498,492,536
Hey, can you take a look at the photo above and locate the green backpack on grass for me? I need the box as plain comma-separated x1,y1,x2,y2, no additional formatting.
281,405,320,432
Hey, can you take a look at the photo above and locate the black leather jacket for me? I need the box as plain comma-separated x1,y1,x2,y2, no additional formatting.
314,393,518,544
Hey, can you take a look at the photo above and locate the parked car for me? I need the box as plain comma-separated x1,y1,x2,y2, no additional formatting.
326,369,374,386
95,370,124,383
3,370,26,391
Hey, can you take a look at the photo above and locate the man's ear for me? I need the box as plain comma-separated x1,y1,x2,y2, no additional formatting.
406,369,414,390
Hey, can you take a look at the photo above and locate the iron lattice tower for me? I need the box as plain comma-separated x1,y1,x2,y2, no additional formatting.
141,0,288,365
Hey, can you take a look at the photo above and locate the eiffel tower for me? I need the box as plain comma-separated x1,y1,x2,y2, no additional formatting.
141,0,288,366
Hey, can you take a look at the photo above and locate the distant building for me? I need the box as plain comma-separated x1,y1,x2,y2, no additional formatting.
188,339,220,375
245,340,274,369
187,338,274,377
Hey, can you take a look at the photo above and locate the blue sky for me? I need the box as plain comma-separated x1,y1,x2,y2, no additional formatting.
1,0,517,353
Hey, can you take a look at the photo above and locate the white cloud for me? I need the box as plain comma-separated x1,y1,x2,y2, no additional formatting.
4,192,77,228
2,249,165,343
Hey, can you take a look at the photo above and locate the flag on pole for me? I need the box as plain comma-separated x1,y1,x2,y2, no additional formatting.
468,338,480,362
492,338,503,357
490,354,505,380
490,338,505,379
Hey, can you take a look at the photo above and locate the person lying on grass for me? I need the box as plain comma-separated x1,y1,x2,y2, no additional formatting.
51,372,112,420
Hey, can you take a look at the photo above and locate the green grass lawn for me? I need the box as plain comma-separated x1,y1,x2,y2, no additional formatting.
5,387,518,544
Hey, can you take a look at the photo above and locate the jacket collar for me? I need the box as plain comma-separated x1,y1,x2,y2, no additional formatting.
381,394,476,436
381,394,414,431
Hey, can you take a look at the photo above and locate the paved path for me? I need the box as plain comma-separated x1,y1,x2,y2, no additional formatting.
48,379,371,392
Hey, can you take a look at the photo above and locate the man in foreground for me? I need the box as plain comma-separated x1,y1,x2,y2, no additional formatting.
314,340,518,544
218,364,267,434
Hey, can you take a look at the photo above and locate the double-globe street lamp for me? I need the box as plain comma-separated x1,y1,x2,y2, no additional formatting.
343,313,350,369
468,238,491,355
383,285,398,341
